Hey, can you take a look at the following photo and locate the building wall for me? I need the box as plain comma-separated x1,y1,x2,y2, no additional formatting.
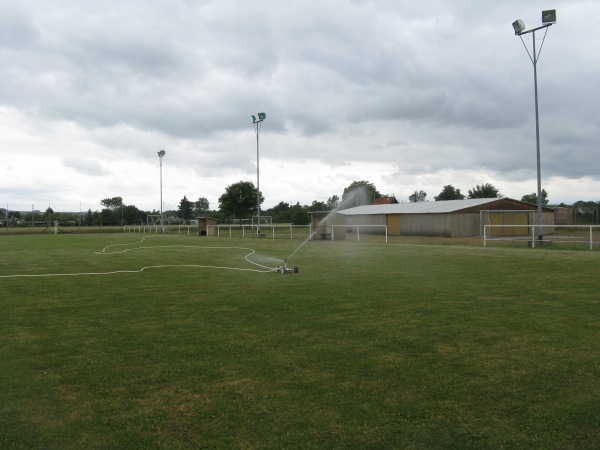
386,215,401,235
311,212,347,239
398,214,449,236
341,214,386,235
332,207,556,238
555,208,574,225
482,212,530,236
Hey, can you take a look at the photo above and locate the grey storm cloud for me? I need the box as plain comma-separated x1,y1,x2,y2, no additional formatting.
1,0,599,210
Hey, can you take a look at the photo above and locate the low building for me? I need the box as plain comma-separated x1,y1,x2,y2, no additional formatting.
196,217,218,236
313,198,555,238
374,195,399,205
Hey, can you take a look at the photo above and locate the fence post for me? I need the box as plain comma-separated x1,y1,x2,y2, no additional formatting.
484,225,487,247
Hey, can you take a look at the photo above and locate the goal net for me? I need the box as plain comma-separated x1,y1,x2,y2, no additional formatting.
147,214,164,226
252,215,272,226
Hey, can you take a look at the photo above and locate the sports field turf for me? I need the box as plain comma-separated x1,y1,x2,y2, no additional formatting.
1,233,598,448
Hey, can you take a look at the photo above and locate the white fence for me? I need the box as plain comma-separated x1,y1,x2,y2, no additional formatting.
125,224,198,235
124,223,389,243
483,224,600,250
330,225,388,243
125,224,313,239
210,224,312,239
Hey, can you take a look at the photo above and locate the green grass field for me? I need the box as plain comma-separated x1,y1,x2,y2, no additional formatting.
1,233,598,449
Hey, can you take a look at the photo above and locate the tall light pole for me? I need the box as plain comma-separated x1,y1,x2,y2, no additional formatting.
158,150,166,233
251,112,266,236
512,9,556,243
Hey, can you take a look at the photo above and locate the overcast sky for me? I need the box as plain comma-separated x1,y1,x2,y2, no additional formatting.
1,0,598,213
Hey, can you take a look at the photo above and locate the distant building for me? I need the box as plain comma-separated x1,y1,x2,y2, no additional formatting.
373,195,398,205
311,198,556,238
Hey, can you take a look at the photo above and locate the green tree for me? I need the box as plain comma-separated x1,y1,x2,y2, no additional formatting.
573,199,597,208
99,208,119,226
341,180,380,209
178,196,194,221
101,197,123,210
218,181,263,220
409,190,427,203
265,202,291,223
468,183,502,199
122,205,145,225
290,202,310,225
194,197,210,216
327,195,340,210
521,189,549,206
308,200,328,212
85,209,94,226
43,207,55,223
434,185,465,201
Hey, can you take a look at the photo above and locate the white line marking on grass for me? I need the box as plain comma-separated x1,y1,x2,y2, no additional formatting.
0,236,280,279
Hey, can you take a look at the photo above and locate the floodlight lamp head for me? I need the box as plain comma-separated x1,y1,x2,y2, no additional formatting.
542,9,556,24
512,19,526,34
252,112,266,123
158,150,166,157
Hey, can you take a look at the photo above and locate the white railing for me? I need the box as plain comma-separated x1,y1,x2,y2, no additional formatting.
209,224,313,239
124,223,389,243
125,224,203,235
329,225,388,243
483,224,600,250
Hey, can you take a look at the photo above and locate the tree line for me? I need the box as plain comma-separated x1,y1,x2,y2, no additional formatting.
2,181,596,227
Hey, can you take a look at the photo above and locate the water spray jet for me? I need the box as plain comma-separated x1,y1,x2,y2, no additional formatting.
273,231,318,274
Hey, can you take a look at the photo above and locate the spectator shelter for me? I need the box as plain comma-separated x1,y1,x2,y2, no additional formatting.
313,198,555,238
196,217,217,236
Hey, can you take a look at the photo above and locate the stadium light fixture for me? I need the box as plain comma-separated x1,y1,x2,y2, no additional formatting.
251,112,266,236
512,10,556,244
512,19,526,34
542,9,556,24
158,150,166,233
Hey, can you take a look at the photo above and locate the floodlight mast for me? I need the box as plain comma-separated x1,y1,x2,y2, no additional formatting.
158,150,166,233
252,112,266,237
512,10,555,244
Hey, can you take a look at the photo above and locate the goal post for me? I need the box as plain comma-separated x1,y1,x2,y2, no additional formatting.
252,215,272,226
146,214,165,233
483,224,600,250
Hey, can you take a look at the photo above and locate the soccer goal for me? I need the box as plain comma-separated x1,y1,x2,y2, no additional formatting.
252,215,272,226
483,223,600,250
146,214,165,233
250,215,273,237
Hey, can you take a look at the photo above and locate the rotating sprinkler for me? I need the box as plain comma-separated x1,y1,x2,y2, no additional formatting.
274,231,315,274
277,259,299,275
276,232,316,274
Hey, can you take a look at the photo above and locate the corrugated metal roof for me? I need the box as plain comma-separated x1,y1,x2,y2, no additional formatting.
337,198,504,216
